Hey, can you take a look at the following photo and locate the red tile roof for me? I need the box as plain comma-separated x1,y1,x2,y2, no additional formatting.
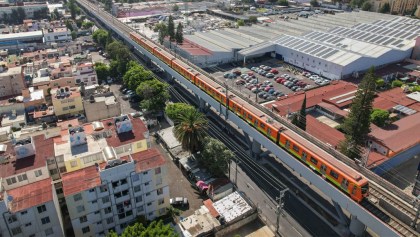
366,151,388,168
0,135,54,178
61,165,101,197
57,119,79,130
306,115,345,148
375,87,417,108
132,148,166,172
105,115,149,148
372,97,397,111
317,102,348,117
7,178,53,212
203,199,219,218
266,81,357,116
370,112,420,153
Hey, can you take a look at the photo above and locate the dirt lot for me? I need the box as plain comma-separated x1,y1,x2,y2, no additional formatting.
208,58,318,104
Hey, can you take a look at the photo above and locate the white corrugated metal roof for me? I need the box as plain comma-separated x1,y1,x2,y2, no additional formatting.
0,31,43,41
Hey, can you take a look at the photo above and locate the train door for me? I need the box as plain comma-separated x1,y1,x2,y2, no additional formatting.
320,164,327,176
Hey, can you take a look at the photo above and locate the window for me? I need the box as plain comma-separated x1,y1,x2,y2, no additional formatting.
321,164,327,173
147,202,152,206
79,216,87,223
41,217,50,224
285,140,290,148
146,192,151,196
100,185,108,193
82,226,90,234
70,160,77,167
293,145,299,152
104,207,112,214
134,185,141,192
131,174,139,182
157,188,163,195
97,221,102,225
158,199,164,205
137,206,144,212
260,122,265,129
155,167,161,175
302,151,307,159
73,193,82,202
106,217,113,224
37,205,47,213
69,105,76,109
17,174,27,182
56,188,63,195
21,210,27,215
6,177,17,185
49,169,58,175
8,215,17,223
11,227,22,236
76,205,85,213
145,182,150,186
94,211,100,214
330,170,339,179
143,171,148,175
25,222,32,227
63,107,69,111
137,142,142,149
89,188,95,193
92,200,97,204
148,212,153,216
45,228,54,236
310,157,318,165
102,196,110,203
135,196,143,203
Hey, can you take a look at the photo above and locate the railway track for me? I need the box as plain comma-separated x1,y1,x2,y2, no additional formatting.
77,1,419,235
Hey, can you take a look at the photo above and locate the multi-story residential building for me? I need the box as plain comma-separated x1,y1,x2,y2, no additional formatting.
83,92,121,122
0,2,48,19
0,134,65,237
0,66,26,97
73,63,98,86
43,27,72,44
391,0,419,14
51,87,84,118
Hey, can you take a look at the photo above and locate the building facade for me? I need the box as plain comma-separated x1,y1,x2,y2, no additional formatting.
391,0,419,14
83,93,121,122
43,27,72,44
0,66,26,97
51,88,84,117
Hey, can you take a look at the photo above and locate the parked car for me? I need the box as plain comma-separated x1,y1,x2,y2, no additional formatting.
259,65,266,69
266,73,275,78
270,69,279,74
263,66,271,71
258,92,267,98
223,73,231,78
232,70,241,75
235,79,246,85
170,197,188,207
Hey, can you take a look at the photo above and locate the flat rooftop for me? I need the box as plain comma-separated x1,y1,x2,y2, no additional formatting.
213,191,253,223
7,178,53,212
0,135,54,178
61,165,101,196
0,31,43,41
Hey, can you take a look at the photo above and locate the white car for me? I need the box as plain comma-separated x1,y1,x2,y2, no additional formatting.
170,197,188,206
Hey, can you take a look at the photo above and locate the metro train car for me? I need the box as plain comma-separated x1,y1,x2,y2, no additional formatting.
128,31,369,202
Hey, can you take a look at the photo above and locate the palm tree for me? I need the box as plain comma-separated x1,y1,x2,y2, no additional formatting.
173,109,208,153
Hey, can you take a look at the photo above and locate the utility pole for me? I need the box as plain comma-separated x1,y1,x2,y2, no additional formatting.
276,188,289,234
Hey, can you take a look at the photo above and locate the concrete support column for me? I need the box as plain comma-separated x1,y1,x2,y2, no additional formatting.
349,215,366,237
251,139,262,159
333,200,348,226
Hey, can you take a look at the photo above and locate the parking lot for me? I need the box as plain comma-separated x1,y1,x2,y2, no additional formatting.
209,58,323,104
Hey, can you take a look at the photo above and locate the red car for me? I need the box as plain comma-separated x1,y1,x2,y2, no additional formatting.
270,69,279,74
248,72,254,76
233,70,241,75
236,79,245,85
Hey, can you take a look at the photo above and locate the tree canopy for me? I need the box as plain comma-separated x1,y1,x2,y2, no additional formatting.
339,67,377,159
370,109,389,127
94,62,110,84
200,137,235,177
379,2,390,13
82,21,94,29
237,19,245,26
68,0,79,19
136,79,169,111
93,29,108,48
123,63,154,90
167,15,175,41
310,0,320,7
165,103,195,122
249,16,258,24
391,79,403,88
107,220,177,237
361,1,372,11
175,22,184,44
174,108,208,153
278,0,289,6
157,23,167,45
106,41,131,75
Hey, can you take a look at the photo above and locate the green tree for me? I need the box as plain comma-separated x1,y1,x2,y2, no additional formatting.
106,30,113,45
106,41,126,60
173,108,208,153
92,29,108,47
268,0,277,4
109,60,119,78
370,109,389,127
391,79,403,88
237,19,245,26
157,23,167,45
379,2,390,13
291,114,299,127
16,7,26,24
175,22,183,44
94,62,110,84
249,16,258,24
278,0,289,6
362,1,372,11
82,21,94,29
71,31,77,40
297,94,307,131
136,79,169,112
65,20,74,32
310,0,319,7
52,8,60,20
167,15,175,41
339,67,377,159
68,0,78,19
375,78,384,87
201,137,235,177
123,63,153,90
173,4,179,12
107,220,177,237
165,103,195,121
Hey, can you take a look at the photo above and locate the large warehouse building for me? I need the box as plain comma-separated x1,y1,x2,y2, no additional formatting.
239,12,420,79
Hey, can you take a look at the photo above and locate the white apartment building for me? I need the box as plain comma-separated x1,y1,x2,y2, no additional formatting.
43,27,72,44
0,3,48,19
72,62,98,86
0,134,65,237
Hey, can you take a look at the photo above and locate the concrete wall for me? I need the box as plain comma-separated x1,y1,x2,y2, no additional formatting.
214,210,258,237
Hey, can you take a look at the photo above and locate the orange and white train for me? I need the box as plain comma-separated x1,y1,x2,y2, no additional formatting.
129,32,369,202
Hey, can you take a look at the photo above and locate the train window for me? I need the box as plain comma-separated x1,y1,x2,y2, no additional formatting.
260,123,265,129
247,114,252,120
352,186,357,195
254,121,258,127
361,184,369,194
341,179,349,188
321,164,327,172
302,151,307,159
285,140,290,148
293,145,299,152
267,128,271,134
310,157,318,165
329,170,339,179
